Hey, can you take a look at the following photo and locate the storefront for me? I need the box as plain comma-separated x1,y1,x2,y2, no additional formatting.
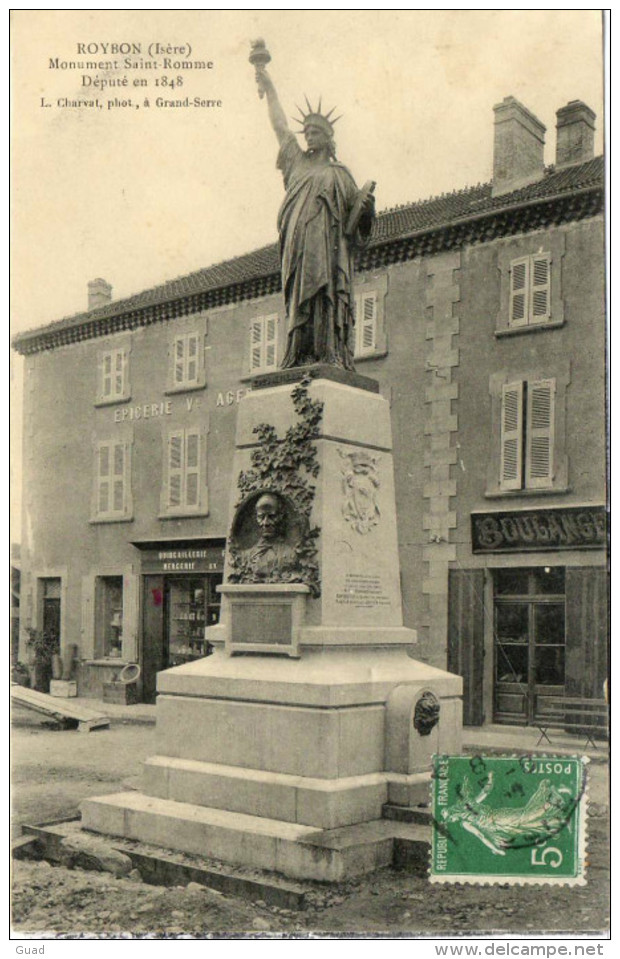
133,538,225,702
448,505,608,727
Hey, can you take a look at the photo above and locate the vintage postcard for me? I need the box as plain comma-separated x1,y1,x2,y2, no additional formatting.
10,10,608,943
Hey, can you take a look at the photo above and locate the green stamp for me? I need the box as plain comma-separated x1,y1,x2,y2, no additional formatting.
430,755,587,885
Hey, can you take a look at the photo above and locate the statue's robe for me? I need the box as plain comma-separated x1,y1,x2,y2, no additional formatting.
276,133,370,370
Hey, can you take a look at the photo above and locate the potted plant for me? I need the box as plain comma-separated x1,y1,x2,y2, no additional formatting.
11,662,31,688
24,627,60,693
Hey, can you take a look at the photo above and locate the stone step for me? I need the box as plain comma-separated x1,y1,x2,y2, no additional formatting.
143,755,387,829
81,791,431,882
382,803,433,825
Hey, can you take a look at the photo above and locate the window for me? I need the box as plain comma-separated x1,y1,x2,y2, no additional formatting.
96,342,131,405
249,315,278,372
487,363,569,498
354,292,377,357
500,379,555,491
95,576,124,658
509,254,551,327
93,438,133,520
494,567,566,725
496,237,565,336
166,576,221,666
351,276,388,360
165,321,207,394
173,333,200,388
161,427,208,516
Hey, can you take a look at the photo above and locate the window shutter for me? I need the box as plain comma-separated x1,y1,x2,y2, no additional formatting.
264,316,277,369
174,337,185,384
500,381,524,490
113,443,125,512
114,350,124,396
250,320,263,371
526,379,555,488
98,443,111,513
168,432,184,507
185,430,200,507
102,353,113,398
530,255,551,322
448,569,486,725
509,258,529,327
360,294,377,353
187,334,199,383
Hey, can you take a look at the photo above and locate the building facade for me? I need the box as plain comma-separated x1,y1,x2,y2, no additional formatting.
14,97,607,722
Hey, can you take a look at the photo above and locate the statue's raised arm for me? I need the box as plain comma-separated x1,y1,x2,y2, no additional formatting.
250,39,375,371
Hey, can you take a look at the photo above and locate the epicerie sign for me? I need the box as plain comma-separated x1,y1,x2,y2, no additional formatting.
113,390,247,422
114,401,173,422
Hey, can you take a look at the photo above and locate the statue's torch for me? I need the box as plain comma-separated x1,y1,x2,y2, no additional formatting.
249,38,271,98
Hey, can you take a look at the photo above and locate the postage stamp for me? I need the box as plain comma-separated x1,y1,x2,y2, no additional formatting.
430,754,588,885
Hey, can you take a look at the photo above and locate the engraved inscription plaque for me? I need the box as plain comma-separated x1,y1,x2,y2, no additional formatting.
230,601,292,646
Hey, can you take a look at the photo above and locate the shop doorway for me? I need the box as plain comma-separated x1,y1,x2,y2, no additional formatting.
141,572,222,703
494,567,565,724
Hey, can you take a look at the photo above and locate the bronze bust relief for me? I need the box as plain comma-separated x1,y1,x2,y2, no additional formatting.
228,490,305,584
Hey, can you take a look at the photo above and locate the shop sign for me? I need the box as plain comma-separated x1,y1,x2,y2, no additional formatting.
141,545,225,574
471,506,607,553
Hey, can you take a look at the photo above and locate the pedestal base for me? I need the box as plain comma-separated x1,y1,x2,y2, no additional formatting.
81,646,460,880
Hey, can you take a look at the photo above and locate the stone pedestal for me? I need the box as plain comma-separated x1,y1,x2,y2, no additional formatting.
81,370,462,881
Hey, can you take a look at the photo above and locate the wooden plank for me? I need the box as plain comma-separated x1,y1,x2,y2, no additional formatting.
11,685,110,729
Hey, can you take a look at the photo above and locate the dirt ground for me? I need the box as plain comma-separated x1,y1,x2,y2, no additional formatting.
11,708,611,939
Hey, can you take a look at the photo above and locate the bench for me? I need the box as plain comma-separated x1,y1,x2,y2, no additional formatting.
535,697,609,748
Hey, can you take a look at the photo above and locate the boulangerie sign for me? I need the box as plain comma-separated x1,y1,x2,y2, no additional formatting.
471,506,607,553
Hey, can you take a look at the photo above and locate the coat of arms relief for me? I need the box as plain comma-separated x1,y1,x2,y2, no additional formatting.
338,449,381,534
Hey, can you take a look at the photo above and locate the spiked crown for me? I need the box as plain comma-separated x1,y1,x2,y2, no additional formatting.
292,96,342,137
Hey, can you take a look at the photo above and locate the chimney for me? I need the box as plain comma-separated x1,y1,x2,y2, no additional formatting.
492,96,546,197
555,100,596,168
88,278,112,310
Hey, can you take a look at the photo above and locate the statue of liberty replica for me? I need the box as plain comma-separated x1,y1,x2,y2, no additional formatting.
250,40,376,371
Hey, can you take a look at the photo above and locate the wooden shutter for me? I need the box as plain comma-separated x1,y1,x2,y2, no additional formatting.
264,316,277,369
174,337,185,384
112,443,125,512
186,334,199,383
565,568,608,700
448,569,485,726
185,430,200,507
359,293,377,354
81,575,96,660
102,353,113,398
114,350,124,396
525,378,555,488
509,258,529,327
250,319,263,371
530,254,551,323
500,381,524,490
168,431,184,507
97,443,111,513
